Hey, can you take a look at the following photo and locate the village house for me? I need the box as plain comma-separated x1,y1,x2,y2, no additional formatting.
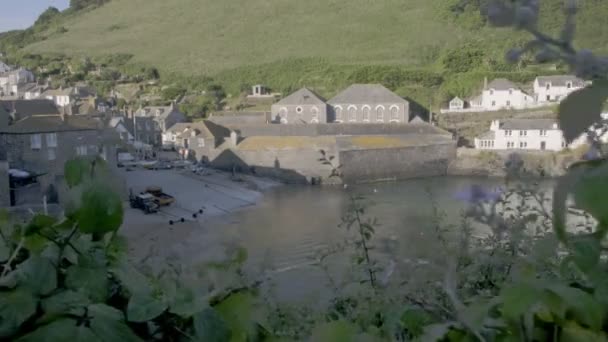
327,84,410,123
133,102,187,147
0,99,60,122
474,119,567,151
0,112,119,206
0,68,35,96
480,78,536,111
533,75,586,104
108,116,135,144
271,87,328,124
163,121,229,161
22,84,47,100
42,87,77,107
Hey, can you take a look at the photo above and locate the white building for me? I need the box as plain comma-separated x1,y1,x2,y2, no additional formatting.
480,79,536,111
475,119,566,151
448,96,464,110
533,75,586,104
42,87,74,107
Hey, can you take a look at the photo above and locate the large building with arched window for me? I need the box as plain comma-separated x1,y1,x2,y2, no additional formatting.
270,87,328,124
271,84,411,124
327,84,409,124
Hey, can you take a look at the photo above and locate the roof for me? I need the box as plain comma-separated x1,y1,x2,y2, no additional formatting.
536,75,585,87
500,119,558,130
165,121,228,139
274,87,326,106
450,96,463,102
0,99,59,117
486,78,518,91
42,88,73,97
0,115,101,134
136,105,180,120
478,131,496,139
327,84,407,105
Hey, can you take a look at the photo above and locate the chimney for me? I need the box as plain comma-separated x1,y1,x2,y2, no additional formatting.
229,131,238,146
484,77,488,90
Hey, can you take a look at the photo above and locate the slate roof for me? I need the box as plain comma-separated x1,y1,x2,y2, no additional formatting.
0,99,59,117
536,75,585,87
478,131,496,139
166,121,225,139
274,87,326,106
136,105,179,120
500,119,559,130
0,115,101,134
327,84,407,105
486,78,518,91
42,88,74,97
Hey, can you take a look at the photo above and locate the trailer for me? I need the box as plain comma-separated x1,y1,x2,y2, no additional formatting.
145,186,175,206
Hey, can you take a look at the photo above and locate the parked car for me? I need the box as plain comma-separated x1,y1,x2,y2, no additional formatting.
146,186,175,206
129,192,159,214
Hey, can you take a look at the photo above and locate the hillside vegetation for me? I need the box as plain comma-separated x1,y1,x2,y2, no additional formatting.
2,0,608,113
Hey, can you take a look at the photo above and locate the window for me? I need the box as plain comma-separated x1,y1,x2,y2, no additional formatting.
76,146,87,156
48,148,56,161
540,130,547,136
198,138,205,147
296,106,303,114
376,107,384,121
311,107,319,123
506,100,511,107
520,142,527,148
491,101,496,107
505,130,512,136
520,130,527,136
362,107,370,121
562,141,566,148
335,107,343,121
546,83,551,90
390,106,399,121
567,82,572,89
546,95,550,101
489,89,494,95
508,89,513,95
348,107,357,122
507,142,514,148
46,133,57,148
30,134,41,150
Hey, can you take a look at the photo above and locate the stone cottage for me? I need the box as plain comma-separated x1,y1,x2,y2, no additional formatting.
327,84,410,123
134,102,187,147
271,87,328,124
163,121,230,162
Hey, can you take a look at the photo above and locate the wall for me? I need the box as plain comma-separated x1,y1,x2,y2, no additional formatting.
227,123,450,138
481,89,535,110
340,142,456,183
329,102,409,123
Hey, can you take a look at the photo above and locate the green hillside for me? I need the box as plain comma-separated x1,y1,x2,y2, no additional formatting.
2,0,608,111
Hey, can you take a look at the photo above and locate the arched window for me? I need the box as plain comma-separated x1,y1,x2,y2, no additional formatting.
296,106,303,114
362,106,370,121
311,107,319,123
376,106,384,122
348,106,357,122
335,106,343,122
390,106,399,122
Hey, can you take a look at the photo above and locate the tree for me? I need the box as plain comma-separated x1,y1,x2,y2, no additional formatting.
441,44,485,73
161,86,186,102
34,7,60,27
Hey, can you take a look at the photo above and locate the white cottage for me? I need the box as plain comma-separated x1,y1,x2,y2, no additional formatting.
481,79,535,111
533,75,586,104
448,97,464,110
475,119,566,151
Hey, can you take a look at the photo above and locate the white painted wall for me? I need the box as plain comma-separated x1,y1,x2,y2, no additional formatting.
533,78,584,103
481,88,535,111
475,120,565,151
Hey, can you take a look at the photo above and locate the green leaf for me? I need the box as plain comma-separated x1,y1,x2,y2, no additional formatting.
193,307,232,342
214,292,256,342
109,260,153,297
77,184,123,235
169,286,209,318
16,255,58,296
87,304,142,342
546,284,604,330
500,283,541,325
400,308,432,337
417,323,457,342
24,214,57,236
309,320,357,342
558,80,608,143
65,158,92,188
16,318,102,342
0,289,38,338
573,162,608,227
569,236,601,273
42,290,91,316
23,234,49,254
65,265,108,302
126,294,167,322
560,321,608,342
0,238,9,263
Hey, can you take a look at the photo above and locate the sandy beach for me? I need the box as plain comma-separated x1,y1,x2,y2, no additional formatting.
118,167,281,263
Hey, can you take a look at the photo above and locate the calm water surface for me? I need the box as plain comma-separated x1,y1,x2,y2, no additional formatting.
187,176,554,303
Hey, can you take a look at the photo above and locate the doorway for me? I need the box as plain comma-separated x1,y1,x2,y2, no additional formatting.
541,141,546,150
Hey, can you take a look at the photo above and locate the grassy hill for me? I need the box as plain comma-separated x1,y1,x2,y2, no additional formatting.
2,0,608,111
